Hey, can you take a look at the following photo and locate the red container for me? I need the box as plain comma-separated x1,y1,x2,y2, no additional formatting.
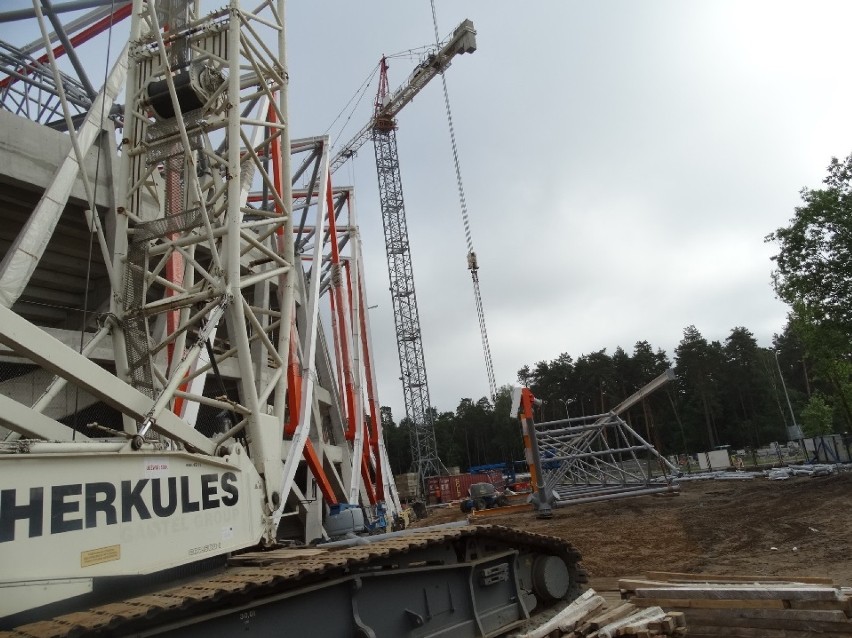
426,471,504,503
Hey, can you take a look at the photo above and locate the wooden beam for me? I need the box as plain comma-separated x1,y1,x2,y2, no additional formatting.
632,586,840,601
632,597,788,610
646,571,836,586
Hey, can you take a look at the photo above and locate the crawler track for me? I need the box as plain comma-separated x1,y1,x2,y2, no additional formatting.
3,525,586,638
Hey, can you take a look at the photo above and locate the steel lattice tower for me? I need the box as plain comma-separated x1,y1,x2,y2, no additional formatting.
332,32,477,487
373,123,446,481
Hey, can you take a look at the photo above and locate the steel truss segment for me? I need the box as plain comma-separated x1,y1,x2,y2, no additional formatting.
265,143,387,511
109,0,298,517
536,412,676,497
345,191,366,504
518,372,680,507
275,144,330,525
0,1,134,127
0,41,91,125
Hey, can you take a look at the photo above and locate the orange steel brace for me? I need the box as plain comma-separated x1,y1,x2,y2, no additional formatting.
344,241,377,503
357,273,383,500
284,315,301,436
344,260,362,447
326,179,357,440
328,292,346,414
266,104,337,504
271,108,336,505
304,440,338,506
519,388,539,493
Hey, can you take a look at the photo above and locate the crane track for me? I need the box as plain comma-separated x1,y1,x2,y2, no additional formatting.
2,525,585,638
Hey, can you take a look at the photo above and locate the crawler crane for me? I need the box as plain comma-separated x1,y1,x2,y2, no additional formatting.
0,1,585,635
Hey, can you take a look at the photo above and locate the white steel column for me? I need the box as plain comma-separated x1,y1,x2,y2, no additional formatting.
347,241,366,504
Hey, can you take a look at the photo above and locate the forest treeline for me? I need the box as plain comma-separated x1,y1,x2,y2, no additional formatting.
383,154,852,477
382,322,826,476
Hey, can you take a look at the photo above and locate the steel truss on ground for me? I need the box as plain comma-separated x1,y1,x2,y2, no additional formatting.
534,411,680,504
0,0,398,551
515,371,681,510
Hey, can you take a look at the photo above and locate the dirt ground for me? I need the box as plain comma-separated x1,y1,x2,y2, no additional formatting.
416,473,852,585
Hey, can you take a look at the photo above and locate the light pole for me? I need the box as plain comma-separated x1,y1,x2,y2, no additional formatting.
774,350,799,437
557,398,575,418
775,349,804,464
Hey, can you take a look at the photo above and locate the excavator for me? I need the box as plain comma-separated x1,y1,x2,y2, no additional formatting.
0,1,585,635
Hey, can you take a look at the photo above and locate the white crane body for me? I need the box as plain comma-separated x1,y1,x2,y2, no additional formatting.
1,448,265,615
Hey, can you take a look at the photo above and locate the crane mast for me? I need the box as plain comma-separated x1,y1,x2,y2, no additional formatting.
372,56,446,481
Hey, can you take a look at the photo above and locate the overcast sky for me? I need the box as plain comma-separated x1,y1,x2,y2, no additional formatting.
5,1,852,423
285,1,852,420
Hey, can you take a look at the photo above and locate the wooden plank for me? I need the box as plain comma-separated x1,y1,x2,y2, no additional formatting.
517,589,605,638
646,617,676,633
592,576,631,592
468,502,533,518
631,597,787,610
684,608,849,623
595,606,666,638
646,571,835,586
619,578,678,592
624,578,838,593
682,610,852,632
685,624,852,638
789,598,852,615
632,586,839,601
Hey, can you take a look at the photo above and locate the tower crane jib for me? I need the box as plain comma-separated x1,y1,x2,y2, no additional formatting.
329,19,476,175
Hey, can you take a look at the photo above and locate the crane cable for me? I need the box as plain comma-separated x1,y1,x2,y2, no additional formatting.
326,47,435,156
429,0,497,400
327,62,380,151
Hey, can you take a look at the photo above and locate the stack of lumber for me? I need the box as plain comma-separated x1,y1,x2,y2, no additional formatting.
509,589,686,638
618,572,852,637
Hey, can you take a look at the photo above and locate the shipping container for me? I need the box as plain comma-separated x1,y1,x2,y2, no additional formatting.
426,470,504,503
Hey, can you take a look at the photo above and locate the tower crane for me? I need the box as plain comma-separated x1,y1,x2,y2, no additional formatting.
331,20,476,484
